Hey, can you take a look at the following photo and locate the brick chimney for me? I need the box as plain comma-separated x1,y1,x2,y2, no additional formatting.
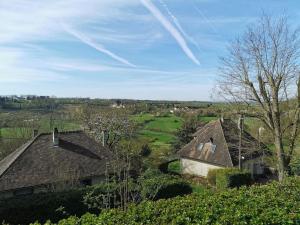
53,128,59,147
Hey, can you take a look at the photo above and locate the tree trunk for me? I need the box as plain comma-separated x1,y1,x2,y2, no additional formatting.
274,133,285,182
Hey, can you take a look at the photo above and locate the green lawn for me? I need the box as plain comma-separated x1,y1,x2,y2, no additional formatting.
132,113,183,155
144,116,183,133
132,113,154,124
198,116,217,123
0,120,80,138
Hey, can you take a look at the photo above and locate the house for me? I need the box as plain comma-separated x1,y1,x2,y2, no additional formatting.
0,128,113,199
178,119,268,177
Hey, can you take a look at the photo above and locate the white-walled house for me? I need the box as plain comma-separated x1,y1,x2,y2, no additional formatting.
178,119,268,177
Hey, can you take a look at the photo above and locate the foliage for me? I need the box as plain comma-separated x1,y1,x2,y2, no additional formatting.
290,157,300,175
167,160,181,174
139,169,192,200
83,180,140,211
34,178,300,225
172,116,204,153
215,168,252,189
206,169,223,186
0,187,92,225
139,144,151,157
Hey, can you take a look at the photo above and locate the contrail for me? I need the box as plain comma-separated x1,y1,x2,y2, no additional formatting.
140,0,200,65
63,24,136,68
158,0,201,50
192,2,218,34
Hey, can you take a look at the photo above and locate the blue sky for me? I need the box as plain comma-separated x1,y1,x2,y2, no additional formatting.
0,0,300,100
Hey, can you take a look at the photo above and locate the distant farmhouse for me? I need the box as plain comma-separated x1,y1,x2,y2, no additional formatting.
0,129,113,199
179,119,268,177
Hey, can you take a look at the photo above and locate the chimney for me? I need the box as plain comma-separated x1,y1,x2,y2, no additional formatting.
53,128,59,147
33,129,38,137
220,114,224,123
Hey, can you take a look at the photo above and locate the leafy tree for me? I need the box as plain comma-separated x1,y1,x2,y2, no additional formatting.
172,116,200,152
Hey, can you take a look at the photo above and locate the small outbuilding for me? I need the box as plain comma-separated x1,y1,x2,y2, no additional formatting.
178,119,268,177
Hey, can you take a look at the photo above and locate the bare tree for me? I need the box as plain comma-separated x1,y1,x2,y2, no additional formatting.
88,110,135,149
217,14,300,181
86,109,139,209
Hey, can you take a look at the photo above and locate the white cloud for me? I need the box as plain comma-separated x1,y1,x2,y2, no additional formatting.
140,0,200,65
0,48,68,83
0,0,141,44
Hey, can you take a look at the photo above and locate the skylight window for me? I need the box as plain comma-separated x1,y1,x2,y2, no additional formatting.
211,144,217,153
197,143,204,151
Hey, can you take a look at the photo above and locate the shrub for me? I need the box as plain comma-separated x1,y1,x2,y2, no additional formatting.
207,168,223,186
83,179,141,211
167,160,181,174
290,158,300,175
34,178,300,225
216,168,252,189
139,144,151,157
0,187,92,225
139,169,192,200
83,183,118,210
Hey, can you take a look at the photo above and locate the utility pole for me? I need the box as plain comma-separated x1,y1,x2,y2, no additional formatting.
238,114,244,170
258,127,265,163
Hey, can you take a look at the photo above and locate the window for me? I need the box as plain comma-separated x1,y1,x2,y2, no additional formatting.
197,143,204,151
211,144,217,153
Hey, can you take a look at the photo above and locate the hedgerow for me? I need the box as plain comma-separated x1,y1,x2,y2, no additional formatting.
215,168,252,189
32,177,300,225
0,170,190,225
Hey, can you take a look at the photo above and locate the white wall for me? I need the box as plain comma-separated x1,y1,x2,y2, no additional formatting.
181,158,224,177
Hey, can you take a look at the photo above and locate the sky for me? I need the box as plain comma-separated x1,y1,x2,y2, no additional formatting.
0,0,300,101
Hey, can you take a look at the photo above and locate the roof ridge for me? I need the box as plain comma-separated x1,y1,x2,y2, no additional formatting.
39,129,83,136
218,119,234,167
0,134,41,178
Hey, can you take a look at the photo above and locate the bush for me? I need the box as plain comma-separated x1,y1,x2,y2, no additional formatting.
207,169,223,186
290,158,300,175
216,168,252,189
167,160,181,174
139,169,192,200
34,178,300,225
0,187,92,225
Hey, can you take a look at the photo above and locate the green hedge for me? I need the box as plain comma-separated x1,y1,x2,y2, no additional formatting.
215,168,252,189
0,187,92,225
207,168,223,186
139,169,192,200
33,178,300,225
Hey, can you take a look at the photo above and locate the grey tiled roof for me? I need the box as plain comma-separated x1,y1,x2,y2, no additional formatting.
0,130,113,192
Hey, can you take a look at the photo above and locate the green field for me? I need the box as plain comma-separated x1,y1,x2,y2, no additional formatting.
133,113,219,156
133,113,183,154
198,116,217,123
0,119,80,139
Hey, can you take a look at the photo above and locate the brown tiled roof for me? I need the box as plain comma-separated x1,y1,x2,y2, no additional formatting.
179,119,268,167
0,130,113,192
179,120,233,167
